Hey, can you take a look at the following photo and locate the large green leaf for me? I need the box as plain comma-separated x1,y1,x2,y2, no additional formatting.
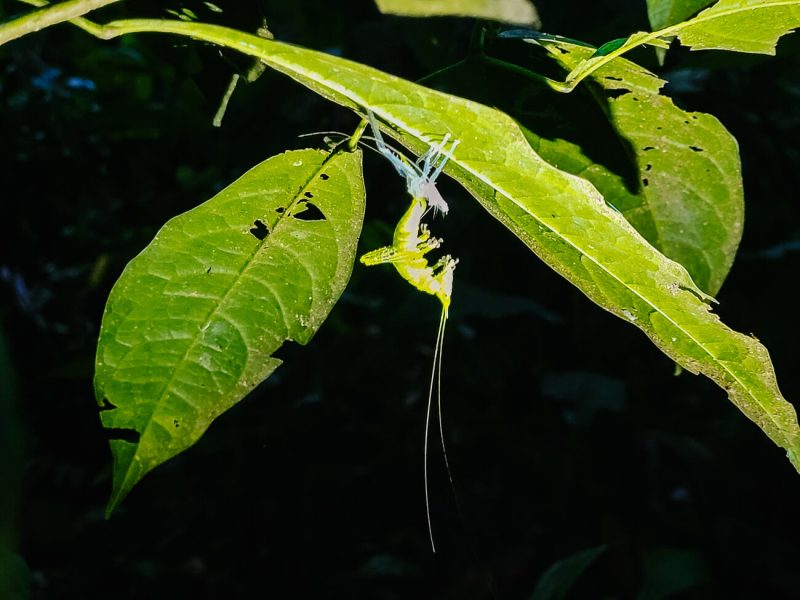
374,0,540,25
526,39,744,295
646,0,716,30
95,148,365,513
558,0,800,91
92,20,800,471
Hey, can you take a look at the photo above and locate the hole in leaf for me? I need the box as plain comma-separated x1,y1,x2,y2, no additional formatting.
645,164,652,171
643,146,655,151
206,267,212,274
292,201,326,221
604,89,630,100
320,173,330,180
304,191,314,198
604,76,622,81
275,206,286,214
249,219,269,240
98,398,117,412
689,146,704,152
105,427,141,443
173,419,180,428
642,178,649,187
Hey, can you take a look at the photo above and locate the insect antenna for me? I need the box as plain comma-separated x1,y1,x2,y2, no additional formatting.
424,304,452,553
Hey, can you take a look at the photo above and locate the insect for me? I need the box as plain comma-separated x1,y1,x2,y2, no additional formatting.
360,110,459,552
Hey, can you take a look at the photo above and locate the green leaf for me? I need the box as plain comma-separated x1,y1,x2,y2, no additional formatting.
535,39,744,295
646,0,716,30
675,0,800,53
531,545,607,600
556,0,800,91
98,21,800,471
95,148,365,513
374,0,540,26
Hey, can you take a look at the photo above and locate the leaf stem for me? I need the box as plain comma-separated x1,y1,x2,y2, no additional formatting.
2,0,118,46
480,54,571,92
348,117,368,152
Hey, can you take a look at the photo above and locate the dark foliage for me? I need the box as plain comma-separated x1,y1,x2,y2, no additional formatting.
1,1,799,598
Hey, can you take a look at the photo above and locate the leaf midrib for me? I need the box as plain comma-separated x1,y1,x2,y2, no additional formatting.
115,150,333,490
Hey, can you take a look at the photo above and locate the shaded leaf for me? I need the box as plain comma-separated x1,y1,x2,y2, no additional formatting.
99,21,800,472
95,148,365,513
375,0,540,26
534,39,744,295
646,0,716,31
637,547,709,600
531,545,607,600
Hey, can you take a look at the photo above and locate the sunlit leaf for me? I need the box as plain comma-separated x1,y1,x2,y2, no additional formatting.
95,148,365,513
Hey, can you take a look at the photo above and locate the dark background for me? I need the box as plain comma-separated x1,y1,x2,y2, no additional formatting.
1,0,799,598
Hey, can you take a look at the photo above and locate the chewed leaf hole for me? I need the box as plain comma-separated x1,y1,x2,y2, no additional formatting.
642,178,649,187
304,191,314,198
292,201,326,221
105,427,141,443
643,146,655,151
319,173,330,180
689,146,704,152
249,219,269,241
99,398,117,412
605,89,630,100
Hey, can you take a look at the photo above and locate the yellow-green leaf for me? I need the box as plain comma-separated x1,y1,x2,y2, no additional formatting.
95,148,365,513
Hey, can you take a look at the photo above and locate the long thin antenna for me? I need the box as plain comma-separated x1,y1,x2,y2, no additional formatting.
424,307,448,553
437,308,454,488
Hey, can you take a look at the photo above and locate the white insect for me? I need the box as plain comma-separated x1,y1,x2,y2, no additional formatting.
366,109,458,216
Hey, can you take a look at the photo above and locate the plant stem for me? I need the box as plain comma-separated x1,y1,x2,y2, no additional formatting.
2,0,118,46
348,118,368,152
480,54,571,92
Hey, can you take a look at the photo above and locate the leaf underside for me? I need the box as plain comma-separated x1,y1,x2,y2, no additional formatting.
95,148,365,513
99,20,800,472
374,0,540,26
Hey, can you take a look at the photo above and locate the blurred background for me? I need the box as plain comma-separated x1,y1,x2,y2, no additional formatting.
1,0,799,597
